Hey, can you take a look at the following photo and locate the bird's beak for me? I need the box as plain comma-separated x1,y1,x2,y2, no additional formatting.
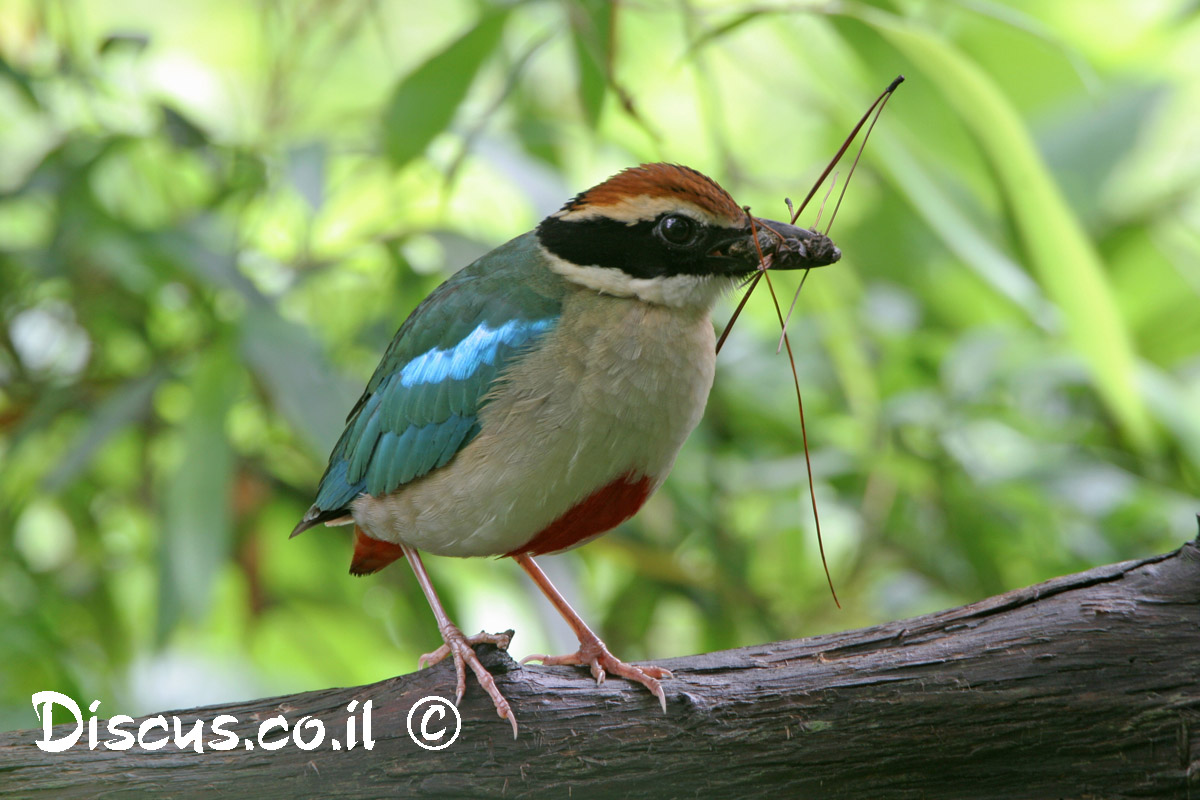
714,218,841,272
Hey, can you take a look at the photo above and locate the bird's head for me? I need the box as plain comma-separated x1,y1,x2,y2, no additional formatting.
536,163,840,308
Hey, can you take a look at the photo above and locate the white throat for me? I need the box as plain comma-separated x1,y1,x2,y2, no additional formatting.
539,246,733,309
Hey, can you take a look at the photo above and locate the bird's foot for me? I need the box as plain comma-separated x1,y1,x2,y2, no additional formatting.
522,636,672,712
418,628,511,670
419,627,517,738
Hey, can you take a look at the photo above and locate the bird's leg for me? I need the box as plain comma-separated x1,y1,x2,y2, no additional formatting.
514,554,671,712
401,544,518,737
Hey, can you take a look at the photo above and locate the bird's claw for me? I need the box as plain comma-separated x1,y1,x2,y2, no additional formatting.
418,629,510,669
522,638,671,712
419,627,518,738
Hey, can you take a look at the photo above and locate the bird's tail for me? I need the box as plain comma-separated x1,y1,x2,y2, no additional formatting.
349,526,405,575
289,505,352,538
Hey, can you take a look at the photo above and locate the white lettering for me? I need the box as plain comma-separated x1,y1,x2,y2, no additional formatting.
292,716,325,751
30,692,386,754
105,715,135,750
88,700,101,749
361,700,374,750
137,716,170,750
420,705,447,742
208,715,239,751
257,715,289,751
174,717,205,753
31,691,82,753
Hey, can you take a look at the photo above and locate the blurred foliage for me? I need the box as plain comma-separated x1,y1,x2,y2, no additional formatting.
1,0,1198,731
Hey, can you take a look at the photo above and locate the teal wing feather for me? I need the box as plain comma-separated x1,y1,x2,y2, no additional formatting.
295,233,563,533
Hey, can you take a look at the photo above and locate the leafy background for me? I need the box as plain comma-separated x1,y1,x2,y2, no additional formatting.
2,0,1198,731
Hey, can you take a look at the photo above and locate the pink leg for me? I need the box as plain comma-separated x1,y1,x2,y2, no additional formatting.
514,554,671,712
402,544,518,738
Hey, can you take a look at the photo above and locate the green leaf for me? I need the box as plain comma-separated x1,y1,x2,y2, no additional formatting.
849,7,1157,451
157,345,238,641
161,104,209,150
1140,366,1200,473
1038,86,1165,229
240,309,359,457
150,222,263,302
99,32,150,57
0,54,40,109
381,9,511,170
683,11,759,61
42,368,166,492
567,0,613,128
866,131,1052,325
286,141,326,212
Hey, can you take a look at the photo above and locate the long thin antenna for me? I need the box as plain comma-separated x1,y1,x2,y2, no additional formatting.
823,86,899,236
713,76,906,608
760,269,839,608
731,207,838,606
811,171,839,232
776,268,811,355
790,75,905,224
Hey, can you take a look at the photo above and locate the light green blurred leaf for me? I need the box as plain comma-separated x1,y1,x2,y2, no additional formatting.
286,142,326,212
1039,86,1166,229
99,32,150,57
240,309,359,456
867,133,1053,327
850,6,1157,451
683,11,758,61
0,55,39,109
151,223,263,302
1139,366,1200,473
381,9,511,170
161,104,209,150
956,0,1100,93
567,0,612,128
157,346,238,641
42,368,166,492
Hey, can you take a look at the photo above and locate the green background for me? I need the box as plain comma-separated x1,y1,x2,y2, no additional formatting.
2,0,1198,731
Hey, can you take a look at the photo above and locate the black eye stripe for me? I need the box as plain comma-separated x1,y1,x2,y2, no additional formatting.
537,213,750,280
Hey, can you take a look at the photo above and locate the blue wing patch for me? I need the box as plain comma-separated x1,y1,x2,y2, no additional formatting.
313,317,554,512
301,233,564,525
398,318,555,387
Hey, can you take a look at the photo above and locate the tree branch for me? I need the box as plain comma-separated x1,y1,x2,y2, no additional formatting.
3,539,1198,799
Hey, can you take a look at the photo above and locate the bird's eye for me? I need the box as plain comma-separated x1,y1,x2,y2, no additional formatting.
657,214,699,246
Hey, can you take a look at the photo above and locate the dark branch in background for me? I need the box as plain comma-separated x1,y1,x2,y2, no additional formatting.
3,538,1198,800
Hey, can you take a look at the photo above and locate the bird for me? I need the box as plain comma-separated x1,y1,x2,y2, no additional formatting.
291,163,840,736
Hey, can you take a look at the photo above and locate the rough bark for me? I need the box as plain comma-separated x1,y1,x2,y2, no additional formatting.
2,539,1198,799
